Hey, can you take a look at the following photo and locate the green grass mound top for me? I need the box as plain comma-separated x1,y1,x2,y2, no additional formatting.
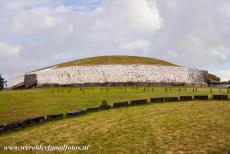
36,55,177,71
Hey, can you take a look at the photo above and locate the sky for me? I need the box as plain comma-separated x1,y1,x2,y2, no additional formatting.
0,0,230,85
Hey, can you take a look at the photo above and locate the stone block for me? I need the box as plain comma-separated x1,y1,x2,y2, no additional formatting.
66,111,77,117
164,97,178,102
0,125,4,134
3,121,25,132
226,148,230,154
22,116,45,126
130,99,148,106
66,110,87,117
180,96,193,101
113,101,129,108
194,95,209,100
47,113,64,120
100,105,111,110
212,95,228,100
87,106,100,112
150,97,164,103
24,74,37,88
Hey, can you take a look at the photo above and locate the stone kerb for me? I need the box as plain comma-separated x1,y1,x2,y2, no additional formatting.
130,99,148,106
213,95,228,100
165,97,179,102
0,125,5,134
150,97,164,103
66,110,87,117
47,114,64,120
194,95,209,100
180,96,193,101
22,116,45,126
3,121,25,132
87,106,100,112
113,102,129,108
100,105,111,110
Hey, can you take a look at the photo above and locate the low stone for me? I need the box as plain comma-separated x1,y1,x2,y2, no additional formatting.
164,97,178,102
22,116,45,126
180,96,193,101
66,110,87,117
0,125,4,134
130,99,147,106
47,113,64,120
100,105,111,110
194,95,208,100
66,110,87,116
3,121,25,132
226,148,230,154
66,111,77,116
150,97,164,103
213,95,228,100
113,102,129,108
87,106,100,112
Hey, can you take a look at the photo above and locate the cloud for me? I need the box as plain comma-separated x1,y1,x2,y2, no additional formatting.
223,71,230,81
120,39,151,51
154,0,230,67
216,70,230,81
1,0,162,61
0,42,21,57
0,0,230,83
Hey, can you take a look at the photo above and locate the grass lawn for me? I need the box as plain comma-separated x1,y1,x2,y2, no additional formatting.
0,101,230,153
0,86,229,124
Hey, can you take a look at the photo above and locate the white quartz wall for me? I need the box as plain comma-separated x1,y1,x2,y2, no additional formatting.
25,65,208,85
11,75,24,87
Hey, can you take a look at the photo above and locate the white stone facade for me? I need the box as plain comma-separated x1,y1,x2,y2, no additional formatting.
11,75,24,87
21,65,208,86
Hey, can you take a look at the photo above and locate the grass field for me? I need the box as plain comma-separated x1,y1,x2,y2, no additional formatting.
0,100,230,153
0,86,229,124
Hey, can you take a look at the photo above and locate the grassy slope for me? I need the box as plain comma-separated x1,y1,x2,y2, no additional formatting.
32,55,177,72
56,56,177,67
0,101,230,154
0,87,229,124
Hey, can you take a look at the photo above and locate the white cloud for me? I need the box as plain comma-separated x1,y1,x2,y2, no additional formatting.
0,0,230,82
217,70,230,81
0,6,68,35
102,0,161,33
219,1,230,17
120,39,151,51
0,0,49,11
0,42,21,56
223,71,230,81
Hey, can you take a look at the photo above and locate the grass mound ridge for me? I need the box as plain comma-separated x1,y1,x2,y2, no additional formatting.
56,55,177,67
35,55,177,71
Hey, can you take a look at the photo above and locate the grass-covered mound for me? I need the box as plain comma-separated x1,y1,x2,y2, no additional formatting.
34,55,177,71
0,101,230,153
56,55,177,67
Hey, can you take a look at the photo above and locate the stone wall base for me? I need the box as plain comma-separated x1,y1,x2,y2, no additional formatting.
37,82,208,88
